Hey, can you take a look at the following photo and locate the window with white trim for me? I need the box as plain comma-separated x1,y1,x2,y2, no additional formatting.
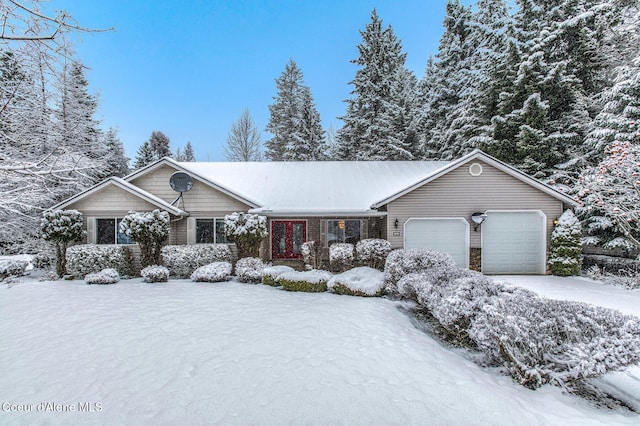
327,219,360,246
195,218,227,244
96,218,134,245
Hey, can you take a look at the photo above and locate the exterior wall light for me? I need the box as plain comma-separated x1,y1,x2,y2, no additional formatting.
394,218,399,229
471,212,488,232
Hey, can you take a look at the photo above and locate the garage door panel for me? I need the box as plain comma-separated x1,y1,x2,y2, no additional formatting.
404,218,469,267
482,211,545,274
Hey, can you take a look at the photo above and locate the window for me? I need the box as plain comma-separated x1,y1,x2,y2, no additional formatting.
195,218,227,244
96,218,134,245
327,219,360,246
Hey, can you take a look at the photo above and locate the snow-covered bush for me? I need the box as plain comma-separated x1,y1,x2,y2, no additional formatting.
161,244,231,278
302,241,320,270
41,209,85,276
0,259,30,281
384,248,456,295
548,210,582,276
224,212,267,258
66,244,133,277
470,292,640,389
262,265,294,286
84,268,120,285
236,257,267,283
329,243,354,272
141,265,169,283
327,266,385,297
586,265,640,289
190,262,232,282
277,269,333,292
356,239,392,269
119,210,170,268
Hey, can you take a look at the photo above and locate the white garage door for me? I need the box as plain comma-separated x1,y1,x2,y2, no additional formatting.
482,210,546,274
404,218,469,267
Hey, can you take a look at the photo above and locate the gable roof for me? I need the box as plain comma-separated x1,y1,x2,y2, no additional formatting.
370,150,578,208
49,177,189,216
177,160,448,216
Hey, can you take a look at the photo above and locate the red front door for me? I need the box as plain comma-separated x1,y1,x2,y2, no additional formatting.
271,220,306,259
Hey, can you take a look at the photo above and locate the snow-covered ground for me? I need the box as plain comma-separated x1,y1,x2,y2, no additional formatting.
2,276,639,425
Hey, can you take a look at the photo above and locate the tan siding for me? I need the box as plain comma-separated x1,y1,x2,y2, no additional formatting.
70,185,158,215
387,160,563,250
130,164,251,215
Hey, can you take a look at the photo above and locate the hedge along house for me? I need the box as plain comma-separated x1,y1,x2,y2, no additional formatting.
51,150,577,274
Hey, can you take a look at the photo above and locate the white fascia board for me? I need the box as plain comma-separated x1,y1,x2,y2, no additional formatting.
248,208,387,218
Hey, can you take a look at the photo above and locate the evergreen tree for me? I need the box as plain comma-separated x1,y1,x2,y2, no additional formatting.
336,9,415,160
182,141,196,161
101,127,129,177
133,130,171,169
548,210,583,276
133,140,155,169
224,108,263,161
285,86,326,160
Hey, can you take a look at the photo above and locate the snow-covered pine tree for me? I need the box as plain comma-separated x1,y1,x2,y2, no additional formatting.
548,210,583,276
335,9,415,160
182,141,196,161
133,140,155,170
285,85,326,161
148,130,171,159
224,108,263,161
100,127,129,178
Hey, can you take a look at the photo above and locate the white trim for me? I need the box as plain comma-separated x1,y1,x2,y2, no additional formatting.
481,209,547,274
469,162,483,176
371,150,578,208
249,208,387,217
403,217,470,267
325,218,362,247
193,217,228,244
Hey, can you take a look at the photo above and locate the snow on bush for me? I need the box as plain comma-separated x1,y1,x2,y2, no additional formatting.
66,244,133,277
587,265,640,289
548,210,582,276
470,292,640,389
84,268,120,285
277,269,333,293
141,265,169,283
329,243,354,272
40,209,85,276
190,262,232,283
119,210,170,268
327,266,385,297
236,257,267,283
356,239,392,269
161,244,231,278
384,248,456,296
302,241,320,270
224,212,268,258
262,265,294,286
0,258,31,280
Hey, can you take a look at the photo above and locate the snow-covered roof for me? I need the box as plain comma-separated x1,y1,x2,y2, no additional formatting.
177,160,448,216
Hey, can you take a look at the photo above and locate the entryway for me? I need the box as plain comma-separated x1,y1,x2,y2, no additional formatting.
271,220,306,259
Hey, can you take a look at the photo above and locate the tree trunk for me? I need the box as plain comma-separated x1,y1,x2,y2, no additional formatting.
55,241,67,277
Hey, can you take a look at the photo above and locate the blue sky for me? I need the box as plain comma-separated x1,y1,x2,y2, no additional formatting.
48,0,474,161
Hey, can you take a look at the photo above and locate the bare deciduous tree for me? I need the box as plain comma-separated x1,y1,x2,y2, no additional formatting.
223,108,263,161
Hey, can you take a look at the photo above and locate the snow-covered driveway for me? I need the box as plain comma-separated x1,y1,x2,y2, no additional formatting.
1,279,639,425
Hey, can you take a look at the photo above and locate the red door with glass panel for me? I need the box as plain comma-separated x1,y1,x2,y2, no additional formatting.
271,220,306,259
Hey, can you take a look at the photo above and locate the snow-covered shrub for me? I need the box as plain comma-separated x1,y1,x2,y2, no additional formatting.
66,244,133,277
384,248,456,295
224,212,267,258
586,265,640,289
302,241,320,270
190,262,232,282
141,265,169,283
327,266,384,297
277,269,332,292
119,210,170,268
85,268,120,285
262,265,294,286
329,243,354,272
236,257,266,283
41,209,85,276
470,292,640,389
548,210,582,276
356,239,392,269
0,259,30,281
161,244,231,278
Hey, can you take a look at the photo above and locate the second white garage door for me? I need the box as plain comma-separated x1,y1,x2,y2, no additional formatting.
404,218,469,267
482,210,546,274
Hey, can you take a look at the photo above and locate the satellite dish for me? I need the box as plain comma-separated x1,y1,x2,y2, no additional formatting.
169,171,193,193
